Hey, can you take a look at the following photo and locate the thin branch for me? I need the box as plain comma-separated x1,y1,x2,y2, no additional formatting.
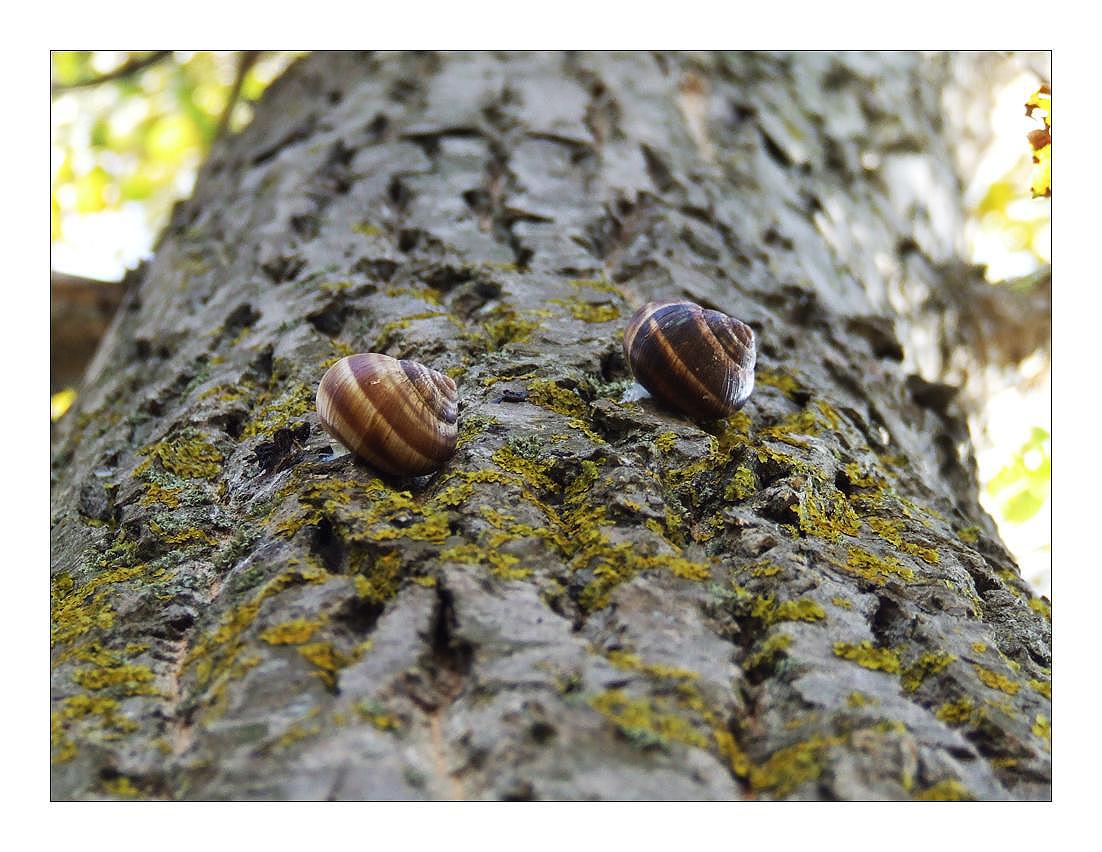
51,51,173,94
215,51,262,142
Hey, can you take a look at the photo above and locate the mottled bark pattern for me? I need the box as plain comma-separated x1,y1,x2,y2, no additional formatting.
50,52,1051,801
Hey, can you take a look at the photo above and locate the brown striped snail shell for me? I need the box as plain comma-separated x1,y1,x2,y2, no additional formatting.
316,353,458,476
623,299,756,420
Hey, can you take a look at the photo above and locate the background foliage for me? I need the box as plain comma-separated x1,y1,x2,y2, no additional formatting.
51,51,301,276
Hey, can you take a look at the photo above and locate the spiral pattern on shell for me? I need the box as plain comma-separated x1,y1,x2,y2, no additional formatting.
315,353,458,476
623,299,756,420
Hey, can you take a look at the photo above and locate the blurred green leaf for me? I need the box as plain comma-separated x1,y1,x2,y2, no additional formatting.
90,117,110,148
1003,491,1044,524
146,113,201,163
74,166,111,212
51,52,92,87
987,427,1050,525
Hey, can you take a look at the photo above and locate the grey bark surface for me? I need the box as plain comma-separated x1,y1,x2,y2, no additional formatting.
50,51,1051,801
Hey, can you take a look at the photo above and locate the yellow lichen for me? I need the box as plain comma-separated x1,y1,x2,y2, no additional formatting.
901,651,956,692
259,618,324,645
833,641,901,673
974,665,1020,695
915,779,974,801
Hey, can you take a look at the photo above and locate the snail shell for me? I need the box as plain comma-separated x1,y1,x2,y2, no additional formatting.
623,299,756,420
316,353,458,476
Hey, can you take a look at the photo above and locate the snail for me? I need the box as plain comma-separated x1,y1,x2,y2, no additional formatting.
315,353,458,476
623,299,756,420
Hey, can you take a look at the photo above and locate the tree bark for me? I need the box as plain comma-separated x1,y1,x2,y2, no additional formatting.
50,51,1051,801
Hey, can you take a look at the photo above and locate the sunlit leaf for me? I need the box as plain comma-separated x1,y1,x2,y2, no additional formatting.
976,179,1017,218
1030,140,1051,199
74,166,112,212
90,117,110,148
51,388,77,422
146,113,201,163
1025,86,1050,128
1026,86,1051,199
51,192,63,241
120,169,157,201
51,52,92,87
1002,490,1045,524
986,427,1050,526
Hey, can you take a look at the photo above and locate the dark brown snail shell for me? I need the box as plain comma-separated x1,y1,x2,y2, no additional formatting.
315,353,458,476
623,299,756,420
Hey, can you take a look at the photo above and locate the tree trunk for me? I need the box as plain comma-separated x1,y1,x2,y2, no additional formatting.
50,51,1051,801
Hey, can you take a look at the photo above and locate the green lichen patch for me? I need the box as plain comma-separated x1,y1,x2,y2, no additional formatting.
846,691,878,708
568,277,624,299
133,429,224,480
842,461,888,490
186,558,330,705
567,417,607,444
241,381,314,441
1028,597,1051,620
758,410,824,450
589,690,709,750
271,708,324,752
833,641,901,673
438,542,529,580
526,379,588,418
654,431,679,453
573,539,712,611
866,516,940,564
936,696,977,726
957,525,981,544
148,518,219,548
491,445,557,493
724,465,756,501
749,734,843,797
830,595,853,609
607,651,700,682
259,618,325,645
274,475,451,546
914,779,974,801
357,699,402,732
743,632,793,674
754,369,801,398
833,546,915,586
1031,713,1051,749
351,551,407,601
51,694,138,764
749,594,826,626
139,482,183,508
482,309,541,348
297,641,369,688
455,413,498,448
385,285,443,305
974,665,1020,695
353,222,384,237
794,476,860,540
51,536,172,651
1028,678,1051,699
550,296,621,324
101,776,143,799
72,662,159,696
901,651,956,692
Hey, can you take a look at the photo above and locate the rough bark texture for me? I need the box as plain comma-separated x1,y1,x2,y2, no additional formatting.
50,51,1051,801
